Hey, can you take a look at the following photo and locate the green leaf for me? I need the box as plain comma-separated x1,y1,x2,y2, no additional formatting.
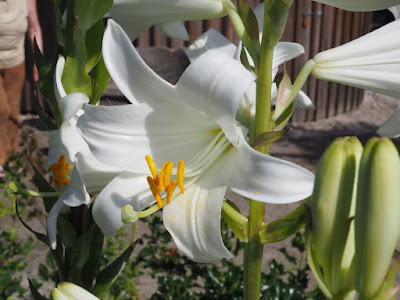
237,0,260,41
32,95,57,130
378,258,400,299
259,202,306,244
57,215,78,248
251,128,289,148
82,224,104,290
272,101,294,131
89,55,110,105
28,278,48,300
74,0,113,32
62,24,92,97
92,242,138,297
52,0,66,47
32,165,57,213
266,0,294,45
85,20,104,73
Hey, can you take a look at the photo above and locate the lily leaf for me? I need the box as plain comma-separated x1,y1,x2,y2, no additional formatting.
266,0,294,45
273,101,294,131
259,201,306,244
82,224,104,290
85,20,104,74
89,55,110,105
28,278,48,300
57,215,78,248
74,0,113,32
251,128,289,148
377,258,400,299
92,242,137,297
32,165,58,213
237,0,260,41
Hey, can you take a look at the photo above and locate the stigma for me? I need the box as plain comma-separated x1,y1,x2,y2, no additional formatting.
48,155,71,188
145,155,185,208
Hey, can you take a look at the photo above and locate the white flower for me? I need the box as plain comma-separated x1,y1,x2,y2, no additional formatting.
377,104,400,138
108,0,228,41
51,282,99,300
389,5,400,19
312,19,400,99
312,0,400,11
76,20,315,263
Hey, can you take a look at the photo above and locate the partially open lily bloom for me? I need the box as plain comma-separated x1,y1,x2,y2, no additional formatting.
312,19,400,99
109,0,227,40
312,0,400,11
77,20,314,263
51,282,99,300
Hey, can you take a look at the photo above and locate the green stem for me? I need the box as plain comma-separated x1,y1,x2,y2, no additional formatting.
288,59,316,103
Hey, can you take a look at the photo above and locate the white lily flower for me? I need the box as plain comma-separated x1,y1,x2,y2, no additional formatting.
76,20,314,263
389,5,400,19
312,0,400,12
377,104,400,138
109,0,227,41
312,19,400,99
45,56,122,249
51,282,99,300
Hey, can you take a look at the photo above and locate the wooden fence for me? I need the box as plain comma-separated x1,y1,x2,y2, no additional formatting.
22,0,371,122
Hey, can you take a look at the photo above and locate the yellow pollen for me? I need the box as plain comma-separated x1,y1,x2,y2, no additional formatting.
166,180,178,204
177,161,185,194
48,155,70,188
145,155,158,179
147,176,163,208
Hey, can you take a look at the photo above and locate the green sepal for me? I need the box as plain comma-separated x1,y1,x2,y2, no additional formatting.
251,127,289,149
62,24,92,98
74,0,113,33
259,201,306,244
221,200,248,243
92,241,138,297
33,165,58,213
28,278,48,300
265,0,293,46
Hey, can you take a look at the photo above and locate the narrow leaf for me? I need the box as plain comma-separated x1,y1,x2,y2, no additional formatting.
237,0,260,41
92,242,138,297
251,128,289,148
74,0,113,32
379,258,400,297
28,278,48,300
32,165,58,213
85,20,104,73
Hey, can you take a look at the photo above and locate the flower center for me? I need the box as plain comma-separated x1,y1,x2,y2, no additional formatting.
145,155,185,208
48,155,71,188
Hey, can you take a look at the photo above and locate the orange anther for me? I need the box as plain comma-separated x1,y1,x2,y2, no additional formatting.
177,161,185,194
145,155,158,179
147,176,163,208
162,161,173,191
48,155,70,188
166,180,178,204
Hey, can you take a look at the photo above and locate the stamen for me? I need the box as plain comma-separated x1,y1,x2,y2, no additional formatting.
145,155,158,179
166,180,178,204
162,161,173,191
177,161,185,194
158,163,167,192
147,176,164,208
48,155,71,188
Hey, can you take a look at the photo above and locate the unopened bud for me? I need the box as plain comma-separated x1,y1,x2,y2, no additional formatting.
51,282,99,300
121,205,139,224
355,137,400,300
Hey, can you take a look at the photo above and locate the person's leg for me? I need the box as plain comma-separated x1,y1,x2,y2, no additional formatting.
2,62,25,158
0,68,11,172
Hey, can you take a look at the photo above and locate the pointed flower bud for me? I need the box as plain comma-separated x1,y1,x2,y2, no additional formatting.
355,138,400,300
51,282,99,300
310,137,363,294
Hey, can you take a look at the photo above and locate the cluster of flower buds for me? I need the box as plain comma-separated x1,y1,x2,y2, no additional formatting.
309,136,400,300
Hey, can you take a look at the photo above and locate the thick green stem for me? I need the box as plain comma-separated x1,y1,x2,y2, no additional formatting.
288,59,315,103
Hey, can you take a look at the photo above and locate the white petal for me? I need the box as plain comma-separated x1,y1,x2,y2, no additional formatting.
47,197,66,249
59,164,90,208
378,104,400,138
59,119,90,163
46,129,66,169
92,171,154,236
272,42,305,79
389,5,400,19
56,282,99,300
157,21,189,41
185,29,237,61
59,93,88,125
230,136,315,203
163,148,235,263
110,0,225,40
78,103,218,173
103,20,177,105
176,49,255,146
55,55,67,101
312,0,400,11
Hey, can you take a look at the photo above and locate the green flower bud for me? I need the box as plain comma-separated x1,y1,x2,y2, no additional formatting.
310,136,363,293
51,282,99,300
355,137,400,300
121,205,139,224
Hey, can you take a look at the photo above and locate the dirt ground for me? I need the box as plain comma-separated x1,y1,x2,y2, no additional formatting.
6,47,400,299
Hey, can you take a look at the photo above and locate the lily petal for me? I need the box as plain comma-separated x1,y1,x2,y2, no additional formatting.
389,5,400,19
176,49,255,146
377,104,400,138
230,136,315,204
92,171,154,236
52,282,99,300
47,197,66,249
163,148,235,263
59,93,88,125
157,21,189,41
313,19,400,98
55,56,67,101
312,0,400,11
